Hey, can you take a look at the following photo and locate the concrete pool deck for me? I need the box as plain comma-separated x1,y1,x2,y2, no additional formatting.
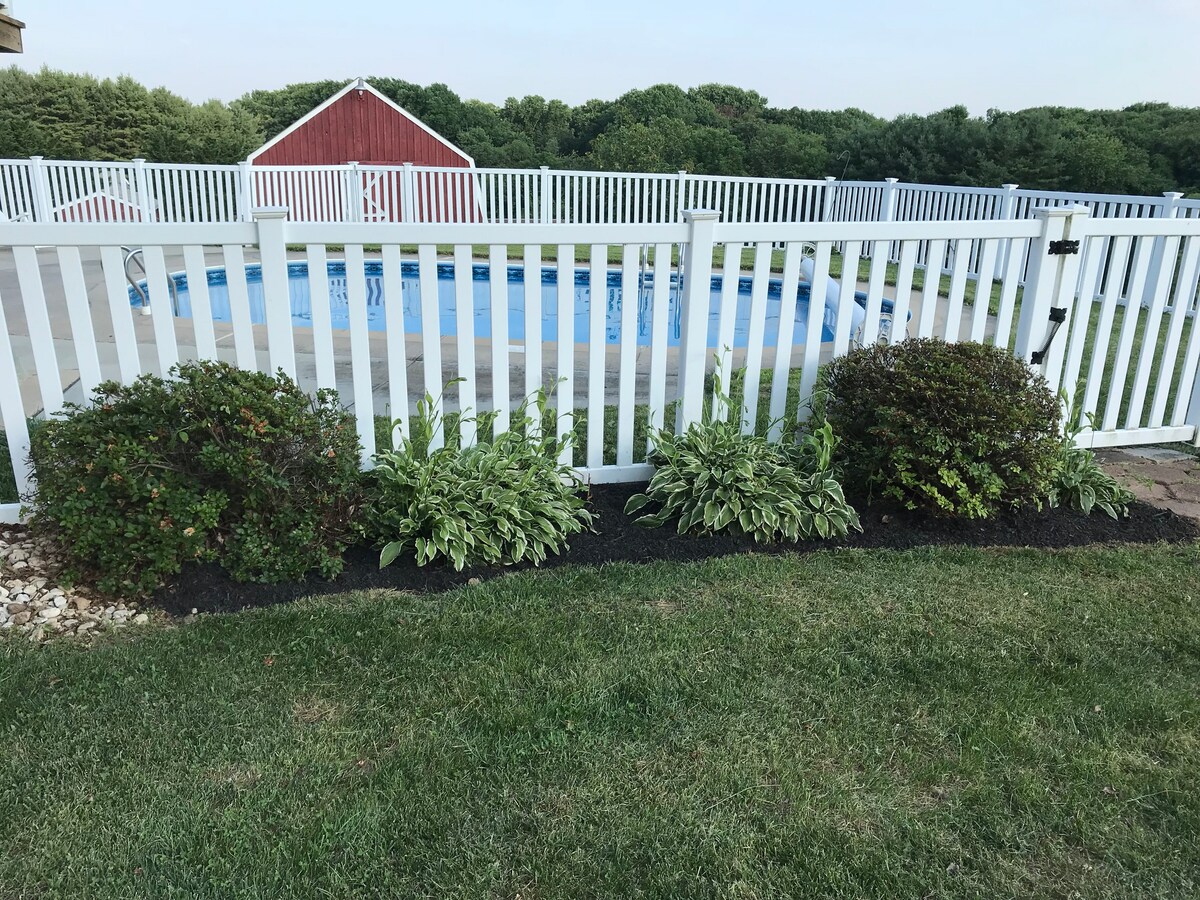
0,246,994,419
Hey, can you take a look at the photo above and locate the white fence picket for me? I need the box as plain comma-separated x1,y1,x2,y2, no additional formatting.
767,243,804,440
98,245,142,382
221,244,257,370
522,244,542,435
646,242,671,446
735,243,772,434
586,244,607,467
56,246,102,394
417,243,444,450
381,244,409,445
453,244,477,447
181,245,218,362
489,244,510,435
555,244,575,465
341,243,374,463
304,244,336,390
13,246,63,416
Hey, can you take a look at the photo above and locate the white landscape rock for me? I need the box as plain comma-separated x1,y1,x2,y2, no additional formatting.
0,526,154,643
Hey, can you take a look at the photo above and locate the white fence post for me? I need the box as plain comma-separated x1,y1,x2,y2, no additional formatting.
880,177,899,222
28,155,52,222
1144,191,1184,306
253,206,296,379
998,183,1020,220
238,161,255,222
345,162,362,223
676,170,689,222
676,209,719,430
996,183,1019,278
131,157,154,222
400,162,415,223
821,176,837,222
1014,205,1090,392
539,165,551,223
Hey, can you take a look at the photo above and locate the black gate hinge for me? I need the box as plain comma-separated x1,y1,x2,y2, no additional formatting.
1048,239,1080,255
1030,307,1069,365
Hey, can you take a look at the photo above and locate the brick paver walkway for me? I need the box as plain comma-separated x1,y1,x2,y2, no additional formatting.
1098,447,1200,522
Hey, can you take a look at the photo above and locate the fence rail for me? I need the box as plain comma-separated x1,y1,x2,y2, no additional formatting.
3,205,1200,522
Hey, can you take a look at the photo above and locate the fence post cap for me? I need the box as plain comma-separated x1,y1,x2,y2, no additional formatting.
884,177,899,184
1002,183,1019,190
251,206,289,220
682,209,720,222
824,175,837,183
1032,204,1088,219
1163,191,1185,200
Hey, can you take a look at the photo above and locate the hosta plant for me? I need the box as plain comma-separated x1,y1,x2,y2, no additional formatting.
625,384,860,543
368,386,593,571
1048,396,1135,519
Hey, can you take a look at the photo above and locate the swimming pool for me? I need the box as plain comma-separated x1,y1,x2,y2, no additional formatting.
136,261,897,348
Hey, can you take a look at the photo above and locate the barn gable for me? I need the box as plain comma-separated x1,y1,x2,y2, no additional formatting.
248,78,475,168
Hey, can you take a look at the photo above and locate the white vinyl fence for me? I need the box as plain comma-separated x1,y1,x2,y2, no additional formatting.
3,204,1200,522
4,156,1198,229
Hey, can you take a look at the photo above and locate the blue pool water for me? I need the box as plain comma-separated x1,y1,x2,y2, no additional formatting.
139,261,893,348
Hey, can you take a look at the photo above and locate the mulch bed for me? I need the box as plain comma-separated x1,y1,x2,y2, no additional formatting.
150,483,1200,617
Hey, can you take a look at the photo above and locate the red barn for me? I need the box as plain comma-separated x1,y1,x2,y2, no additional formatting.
248,78,477,222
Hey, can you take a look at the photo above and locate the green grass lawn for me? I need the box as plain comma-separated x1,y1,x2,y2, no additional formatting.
2,545,1199,898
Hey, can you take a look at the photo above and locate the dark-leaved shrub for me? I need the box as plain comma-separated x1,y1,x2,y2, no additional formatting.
28,362,364,595
367,389,593,571
819,338,1061,518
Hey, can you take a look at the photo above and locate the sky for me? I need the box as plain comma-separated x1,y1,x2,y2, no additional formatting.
7,0,1198,116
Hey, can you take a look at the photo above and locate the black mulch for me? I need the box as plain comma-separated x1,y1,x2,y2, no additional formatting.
150,483,1200,617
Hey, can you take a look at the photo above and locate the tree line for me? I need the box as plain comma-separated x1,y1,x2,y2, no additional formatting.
2,67,1197,196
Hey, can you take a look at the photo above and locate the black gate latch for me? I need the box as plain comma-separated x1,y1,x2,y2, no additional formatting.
1030,307,1068,365
1048,239,1080,255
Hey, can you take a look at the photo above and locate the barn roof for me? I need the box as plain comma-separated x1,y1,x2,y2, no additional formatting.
247,77,475,166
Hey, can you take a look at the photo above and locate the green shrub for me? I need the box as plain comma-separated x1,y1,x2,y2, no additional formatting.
28,362,364,595
624,404,860,543
1049,399,1135,519
368,389,593,571
819,338,1061,518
